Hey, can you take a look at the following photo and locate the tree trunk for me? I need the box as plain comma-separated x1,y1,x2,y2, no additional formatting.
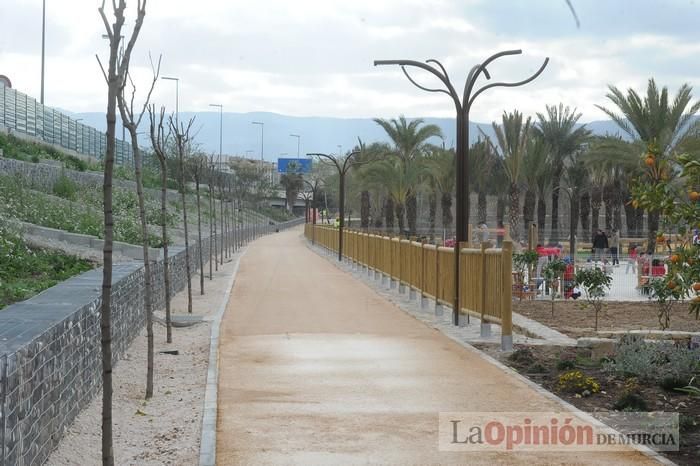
623,194,636,238
580,191,590,242
646,210,659,254
523,189,535,234
385,197,394,230
375,197,384,228
613,179,623,231
477,190,487,225
537,190,547,234
195,176,204,295
509,183,520,242
395,201,405,233
127,128,154,399
603,184,614,232
441,191,453,232
428,191,437,237
570,194,580,256
496,196,505,227
360,190,370,228
208,170,214,278
101,46,118,466
179,151,193,314
550,167,562,242
591,186,602,241
159,160,172,344
406,193,417,235
219,182,225,264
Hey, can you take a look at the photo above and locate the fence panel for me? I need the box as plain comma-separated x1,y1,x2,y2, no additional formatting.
0,84,133,163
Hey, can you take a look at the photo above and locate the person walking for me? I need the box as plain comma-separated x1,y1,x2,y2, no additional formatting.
592,229,608,262
610,229,620,266
478,223,490,245
626,244,638,274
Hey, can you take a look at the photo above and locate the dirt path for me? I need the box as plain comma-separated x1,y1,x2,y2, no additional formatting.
216,227,659,465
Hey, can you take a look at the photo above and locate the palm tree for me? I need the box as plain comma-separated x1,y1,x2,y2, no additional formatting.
488,110,532,242
597,79,700,251
535,104,590,242
521,136,550,235
424,147,455,234
469,138,494,225
374,116,442,234
364,157,422,234
280,162,304,213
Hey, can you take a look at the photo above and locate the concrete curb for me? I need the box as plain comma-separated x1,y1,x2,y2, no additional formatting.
198,248,246,466
306,241,674,466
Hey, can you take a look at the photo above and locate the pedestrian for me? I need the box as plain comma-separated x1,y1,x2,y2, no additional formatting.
496,221,505,247
592,229,608,262
626,244,638,274
610,229,620,266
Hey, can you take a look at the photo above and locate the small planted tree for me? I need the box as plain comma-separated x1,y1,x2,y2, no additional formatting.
189,153,207,295
575,267,613,331
649,275,685,330
542,258,567,316
148,105,173,343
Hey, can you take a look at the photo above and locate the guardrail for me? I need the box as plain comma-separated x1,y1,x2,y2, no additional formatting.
305,224,513,350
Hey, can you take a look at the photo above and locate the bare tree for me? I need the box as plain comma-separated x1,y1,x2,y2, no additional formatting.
116,53,161,399
148,105,173,343
208,153,217,278
219,171,226,264
170,116,196,313
190,153,207,295
96,0,146,463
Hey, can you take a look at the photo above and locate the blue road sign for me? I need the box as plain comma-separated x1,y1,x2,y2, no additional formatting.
278,158,312,173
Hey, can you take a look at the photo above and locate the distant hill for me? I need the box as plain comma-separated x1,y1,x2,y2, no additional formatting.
75,110,630,161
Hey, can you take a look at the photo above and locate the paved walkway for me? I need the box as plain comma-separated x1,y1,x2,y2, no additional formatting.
216,227,657,465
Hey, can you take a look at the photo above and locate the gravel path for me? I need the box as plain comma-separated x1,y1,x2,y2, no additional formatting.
45,251,244,466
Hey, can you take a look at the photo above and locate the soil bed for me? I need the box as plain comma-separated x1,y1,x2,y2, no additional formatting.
515,300,700,338
474,343,700,466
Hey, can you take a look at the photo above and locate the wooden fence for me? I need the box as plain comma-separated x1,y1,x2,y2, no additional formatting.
304,224,513,349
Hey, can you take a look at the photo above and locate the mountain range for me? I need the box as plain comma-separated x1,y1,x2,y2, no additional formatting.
72,110,629,162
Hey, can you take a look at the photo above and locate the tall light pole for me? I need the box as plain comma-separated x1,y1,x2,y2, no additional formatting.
290,134,300,157
375,50,548,335
162,76,179,127
40,0,46,104
309,151,374,262
252,121,264,167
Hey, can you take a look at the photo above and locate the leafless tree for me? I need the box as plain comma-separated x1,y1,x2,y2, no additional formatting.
189,153,207,295
208,154,217,278
96,0,146,463
148,105,173,343
116,53,160,400
169,116,195,313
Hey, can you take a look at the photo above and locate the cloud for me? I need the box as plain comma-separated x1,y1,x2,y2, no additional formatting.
1,0,699,123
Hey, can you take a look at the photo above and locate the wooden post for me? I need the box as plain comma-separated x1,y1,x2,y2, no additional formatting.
528,223,538,251
480,242,488,335
501,240,513,351
467,224,473,248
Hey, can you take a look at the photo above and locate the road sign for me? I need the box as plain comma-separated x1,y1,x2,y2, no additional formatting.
278,157,312,173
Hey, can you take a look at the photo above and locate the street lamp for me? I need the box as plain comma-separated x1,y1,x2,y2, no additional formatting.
290,134,301,157
162,76,179,127
374,50,548,335
252,121,264,165
308,151,373,262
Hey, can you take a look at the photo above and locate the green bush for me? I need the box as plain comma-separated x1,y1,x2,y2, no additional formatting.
613,392,648,411
605,334,700,385
53,174,78,200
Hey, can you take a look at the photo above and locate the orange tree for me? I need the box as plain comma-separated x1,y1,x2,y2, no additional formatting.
631,149,700,318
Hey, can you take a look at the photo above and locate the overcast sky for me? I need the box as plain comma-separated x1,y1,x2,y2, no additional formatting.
1,0,699,123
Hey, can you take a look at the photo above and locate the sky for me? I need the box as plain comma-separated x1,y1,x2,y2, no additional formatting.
1,0,700,124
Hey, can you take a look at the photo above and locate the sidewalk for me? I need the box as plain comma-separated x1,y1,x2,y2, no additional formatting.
216,227,659,465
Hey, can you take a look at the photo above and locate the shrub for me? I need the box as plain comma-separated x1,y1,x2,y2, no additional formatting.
606,334,700,385
575,267,612,330
556,359,576,371
53,173,78,200
557,370,600,396
613,393,648,411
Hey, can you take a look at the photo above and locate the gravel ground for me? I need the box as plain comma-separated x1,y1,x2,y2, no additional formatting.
45,250,243,466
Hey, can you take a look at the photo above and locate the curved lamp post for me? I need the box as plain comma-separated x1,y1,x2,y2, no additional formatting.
308,151,373,261
374,50,548,327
